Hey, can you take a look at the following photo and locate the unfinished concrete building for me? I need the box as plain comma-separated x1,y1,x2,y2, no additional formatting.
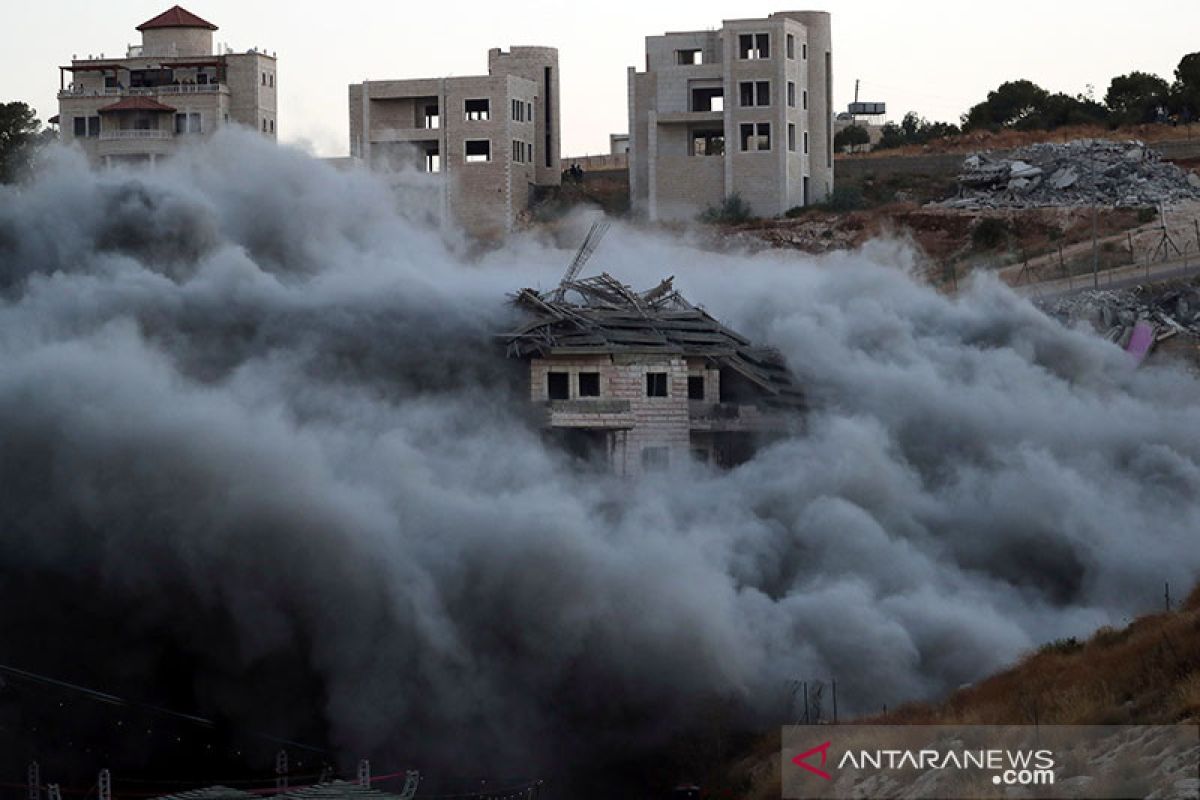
57,5,277,167
503,267,803,476
627,11,833,221
349,47,561,239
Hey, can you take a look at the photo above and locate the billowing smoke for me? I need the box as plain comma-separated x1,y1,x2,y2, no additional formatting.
2,131,1199,789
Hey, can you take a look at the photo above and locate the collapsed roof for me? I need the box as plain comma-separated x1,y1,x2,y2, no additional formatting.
503,272,805,408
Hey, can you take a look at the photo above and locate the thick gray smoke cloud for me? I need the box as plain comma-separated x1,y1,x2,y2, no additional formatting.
2,131,1199,783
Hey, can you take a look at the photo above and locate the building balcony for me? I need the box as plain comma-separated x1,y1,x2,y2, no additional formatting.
656,110,724,125
99,129,173,141
368,127,442,144
688,402,782,432
59,84,227,100
545,399,635,430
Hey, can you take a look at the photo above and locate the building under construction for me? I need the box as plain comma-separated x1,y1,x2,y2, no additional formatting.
503,226,804,474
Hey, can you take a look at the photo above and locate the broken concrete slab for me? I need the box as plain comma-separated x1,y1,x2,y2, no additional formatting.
938,140,1200,210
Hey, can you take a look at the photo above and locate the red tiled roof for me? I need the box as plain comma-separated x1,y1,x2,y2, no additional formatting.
97,96,178,113
136,5,218,31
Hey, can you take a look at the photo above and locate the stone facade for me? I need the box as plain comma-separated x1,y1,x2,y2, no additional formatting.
349,47,560,240
57,6,277,167
529,353,776,476
628,10,833,221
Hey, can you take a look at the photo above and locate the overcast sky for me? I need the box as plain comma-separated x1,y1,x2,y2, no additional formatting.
6,0,1198,157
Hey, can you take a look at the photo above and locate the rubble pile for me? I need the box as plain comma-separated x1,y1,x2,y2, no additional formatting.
940,140,1200,210
1041,282,1200,348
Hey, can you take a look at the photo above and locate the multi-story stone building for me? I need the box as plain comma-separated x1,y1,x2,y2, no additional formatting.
349,47,561,240
57,5,277,167
627,11,833,221
504,272,804,476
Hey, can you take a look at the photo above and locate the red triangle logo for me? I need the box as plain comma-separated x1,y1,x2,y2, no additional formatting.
792,741,833,780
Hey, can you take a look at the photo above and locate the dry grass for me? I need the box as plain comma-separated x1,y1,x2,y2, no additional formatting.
728,582,1200,800
859,591,1200,727
843,122,1200,159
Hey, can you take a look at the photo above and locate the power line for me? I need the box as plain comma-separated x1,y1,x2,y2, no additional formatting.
0,663,328,755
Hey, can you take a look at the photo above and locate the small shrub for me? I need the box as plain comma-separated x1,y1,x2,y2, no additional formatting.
1039,636,1083,656
821,186,865,212
700,193,754,225
972,217,1010,250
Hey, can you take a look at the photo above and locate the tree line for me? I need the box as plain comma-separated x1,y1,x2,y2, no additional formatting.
836,51,1200,153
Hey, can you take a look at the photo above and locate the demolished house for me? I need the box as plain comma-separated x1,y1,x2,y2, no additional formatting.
939,139,1200,210
501,231,804,474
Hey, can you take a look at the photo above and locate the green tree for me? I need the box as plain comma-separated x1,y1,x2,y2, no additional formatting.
873,112,960,150
1173,52,1200,119
0,102,47,183
963,80,1050,131
834,124,871,153
1033,93,1110,129
1105,72,1171,124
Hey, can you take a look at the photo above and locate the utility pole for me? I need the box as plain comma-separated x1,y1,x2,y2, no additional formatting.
98,770,111,800
1091,140,1099,289
357,760,371,788
276,750,289,793
27,762,40,800
1166,581,1172,613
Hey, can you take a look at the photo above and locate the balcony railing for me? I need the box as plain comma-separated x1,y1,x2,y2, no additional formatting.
59,84,225,99
99,130,173,141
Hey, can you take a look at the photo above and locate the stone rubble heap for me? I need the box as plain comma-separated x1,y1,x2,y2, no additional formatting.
1041,281,1200,346
940,139,1200,210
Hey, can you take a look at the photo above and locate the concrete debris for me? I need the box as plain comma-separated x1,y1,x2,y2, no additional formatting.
1041,282,1200,357
939,140,1200,210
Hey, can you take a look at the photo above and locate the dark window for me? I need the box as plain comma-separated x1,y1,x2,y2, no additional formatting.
73,116,86,136
676,49,702,65
547,372,569,400
803,42,808,59
464,99,490,121
465,139,491,162
803,89,809,110
646,372,669,397
687,375,705,400
787,81,796,107
788,123,796,152
578,372,601,397
642,447,669,470
691,87,723,112
738,33,769,59
424,104,440,129
544,66,553,168
87,116,100,137
691,129,724,156
740,122,770,151
739,81,769,107
787,33,795,59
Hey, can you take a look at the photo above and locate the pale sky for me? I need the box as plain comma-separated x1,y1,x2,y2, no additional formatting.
5,0,1198,157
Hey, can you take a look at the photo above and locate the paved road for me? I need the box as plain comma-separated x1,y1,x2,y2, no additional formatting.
1014,254,1200,302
